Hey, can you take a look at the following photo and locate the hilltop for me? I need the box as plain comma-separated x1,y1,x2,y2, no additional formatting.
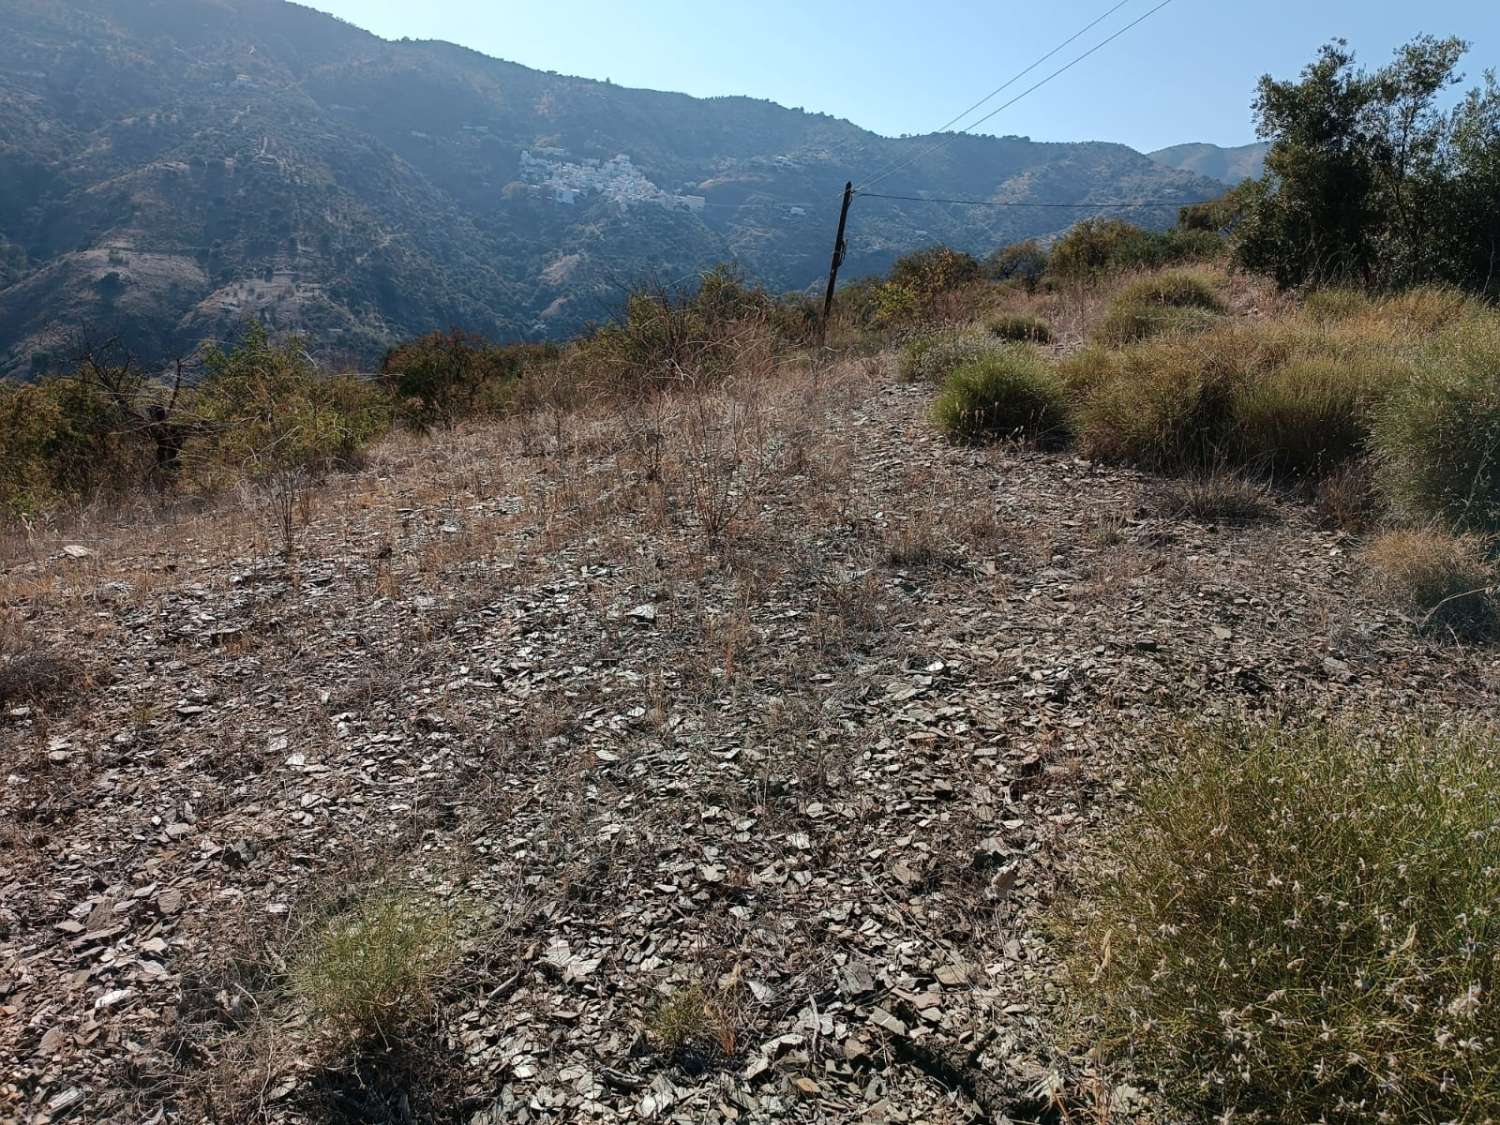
0,0,1221,376
1148,140,1269,184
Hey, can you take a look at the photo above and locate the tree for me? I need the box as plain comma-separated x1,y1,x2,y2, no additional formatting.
987,240,1049,293
1237,36,1500,294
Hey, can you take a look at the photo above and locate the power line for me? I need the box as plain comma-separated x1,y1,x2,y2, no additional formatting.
854,0,1136,195
856,0,1176,195
857,191,1213,208
958,0,1175,138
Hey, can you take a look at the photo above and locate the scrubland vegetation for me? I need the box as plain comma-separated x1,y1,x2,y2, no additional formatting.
3,31,1498,1125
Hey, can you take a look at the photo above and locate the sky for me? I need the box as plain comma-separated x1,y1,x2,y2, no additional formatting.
300,0,1498,152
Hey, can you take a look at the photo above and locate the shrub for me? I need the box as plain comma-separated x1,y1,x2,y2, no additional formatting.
987,240,1049,292
293,890,462,1041
931,349,1070,445
987,314,1052,344
896,330,992,385
1066,718,1500,1123
1048,219,1223,282
0,383,65,517
1374,328,1500,531
195,324,392,484
887,245,982,299
382,330,554,430
1154,468,1274,524
1071,336,1243,468
1364,528,1497,637
571,265,791,394
1092,272,1226,345
1231,356,1383,479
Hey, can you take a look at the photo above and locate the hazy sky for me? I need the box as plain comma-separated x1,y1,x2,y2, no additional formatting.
301,1,1498,152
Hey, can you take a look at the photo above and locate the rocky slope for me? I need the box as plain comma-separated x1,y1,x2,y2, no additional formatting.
3,351,1497,1122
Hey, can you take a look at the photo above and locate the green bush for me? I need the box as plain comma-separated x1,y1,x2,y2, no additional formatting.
570,265,797,393
897,330,992,384
1048,219,1223,282
931,349,1070,445
1374,327,1500,531
382,329,554,430
1066,718,1500,1122
1092,272,1226,345
1231,356,1385,478
0,384,65,517
986,240,1049,292
987,314,1052,344
195,323,393,485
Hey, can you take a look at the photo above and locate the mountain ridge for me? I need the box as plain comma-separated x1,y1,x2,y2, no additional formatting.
0,0,1225,377
1148,141,1269,184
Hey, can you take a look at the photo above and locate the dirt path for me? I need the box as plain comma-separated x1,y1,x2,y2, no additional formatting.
4,364,1497,1123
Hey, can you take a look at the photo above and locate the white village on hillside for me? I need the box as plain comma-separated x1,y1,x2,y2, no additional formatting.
520,150,707,213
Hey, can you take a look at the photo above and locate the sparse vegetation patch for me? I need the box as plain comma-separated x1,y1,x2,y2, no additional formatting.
1066,719,1500,1123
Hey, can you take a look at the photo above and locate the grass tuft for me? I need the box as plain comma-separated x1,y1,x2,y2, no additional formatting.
1065,718,1500,1123
896,329,993,385
931,348,1070,446
293,889,463,1042
1363,528,1497,638
1092,271,1226,345
1154,467,1274,524
987,313,1053,344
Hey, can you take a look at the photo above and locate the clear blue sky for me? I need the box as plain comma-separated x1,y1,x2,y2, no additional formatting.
302,0,1497,152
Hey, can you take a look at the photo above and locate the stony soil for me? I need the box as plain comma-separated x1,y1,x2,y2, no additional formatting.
4,359,1497,1124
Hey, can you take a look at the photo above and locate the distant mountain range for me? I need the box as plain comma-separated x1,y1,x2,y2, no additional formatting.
1148,142,1269,185
0,0,1227,377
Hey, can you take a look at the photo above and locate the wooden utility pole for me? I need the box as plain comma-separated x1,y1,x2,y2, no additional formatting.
818,181,855,346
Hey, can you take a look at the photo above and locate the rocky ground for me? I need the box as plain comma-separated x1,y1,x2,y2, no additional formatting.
4,358,1498,1124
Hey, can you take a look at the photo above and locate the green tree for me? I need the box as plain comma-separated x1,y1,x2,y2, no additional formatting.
1238,36,1500,293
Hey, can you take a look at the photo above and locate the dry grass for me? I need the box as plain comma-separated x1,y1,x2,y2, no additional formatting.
647,981,742,1063
1065,718,1500,1123
1152,468,1275,525
1363,528,1497,638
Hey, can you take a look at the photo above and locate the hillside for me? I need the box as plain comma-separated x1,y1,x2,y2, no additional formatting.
5,269,1499,1120
0,0,1223,377
1148,140,1269,184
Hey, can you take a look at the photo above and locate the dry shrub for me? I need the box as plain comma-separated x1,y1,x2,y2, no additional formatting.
0,616,82,710
1066,718,1500,1123
1363,528,1497,638
1153,467,1274,525
896,329,993,385
1315,460,1379,532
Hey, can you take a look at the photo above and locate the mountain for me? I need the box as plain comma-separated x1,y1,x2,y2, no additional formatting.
0,0,1225,378
1148,142,1269,185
